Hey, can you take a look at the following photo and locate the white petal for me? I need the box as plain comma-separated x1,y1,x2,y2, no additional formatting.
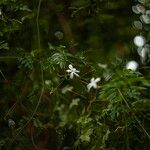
87,84,92,91
70,72,74,79
74,72,79,77
92,83,97,89
75,70,80,73
69,64,73,69
95,78,101,83
91,78,95,82
66,69,72,73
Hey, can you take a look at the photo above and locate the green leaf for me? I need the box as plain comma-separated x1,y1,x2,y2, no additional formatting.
0,41,9,50
69,98,80,109
80,128,93,142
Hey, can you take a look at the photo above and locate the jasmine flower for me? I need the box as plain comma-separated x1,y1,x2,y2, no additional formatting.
87,77,101,91
66,64,79,79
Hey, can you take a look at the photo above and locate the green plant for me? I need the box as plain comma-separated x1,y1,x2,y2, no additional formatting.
0,0,150,150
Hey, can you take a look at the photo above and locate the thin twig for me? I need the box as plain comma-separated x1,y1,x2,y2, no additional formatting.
30,126,38,150
70,90,87,99
36,0,42,51
9,0,44,145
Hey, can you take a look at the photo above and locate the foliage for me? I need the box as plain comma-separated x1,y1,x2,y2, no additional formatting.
0,0,150,150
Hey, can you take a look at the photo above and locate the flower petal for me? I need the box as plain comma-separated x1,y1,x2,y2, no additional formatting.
69,64,73,69
74,72,79,77
75,70,80,73
87,84,92,91
95,78,101,83
66,69,72,73
92,83,97,89
70,72,74,79
91,78,95,82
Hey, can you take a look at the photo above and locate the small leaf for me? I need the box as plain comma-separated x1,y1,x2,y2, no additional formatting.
0,42,9,50
80,128,93,142
69,98,80,109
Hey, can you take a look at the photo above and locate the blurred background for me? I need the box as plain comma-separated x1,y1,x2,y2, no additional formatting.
0,0,150,149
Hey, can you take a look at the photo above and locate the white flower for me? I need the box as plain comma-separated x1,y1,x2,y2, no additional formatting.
134,35,145,47
8,119,15,128
140,10,150,24
66,64,79,79
137,46,149,64
132,4,145,14
126,60,139,71
87,77,101,91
